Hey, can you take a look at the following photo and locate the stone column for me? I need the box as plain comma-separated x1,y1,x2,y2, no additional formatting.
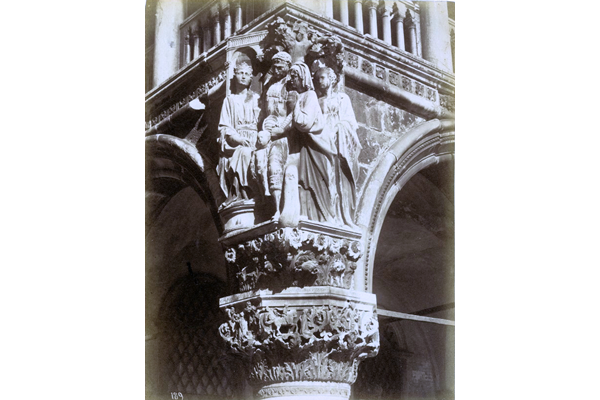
379,2,393,45
219,224,380,400
354,0,364,34
233,0,243,33
183,28,192,65
222,0,232,39
202,24,212,52
392,3,405,51
417,1,453,72
340,0,349,25
192,23,202,59
212,5,222,45
405,10,417,55
152,0,184,87
366,0,378,37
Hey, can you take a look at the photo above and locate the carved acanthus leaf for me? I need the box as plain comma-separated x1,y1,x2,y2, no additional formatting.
224,228,363,291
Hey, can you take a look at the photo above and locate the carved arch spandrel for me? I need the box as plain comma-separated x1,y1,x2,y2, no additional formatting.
354,118,455,292
146,134,225,235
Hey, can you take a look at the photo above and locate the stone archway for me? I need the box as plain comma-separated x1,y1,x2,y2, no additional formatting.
355,118,455,293
352,119,455,399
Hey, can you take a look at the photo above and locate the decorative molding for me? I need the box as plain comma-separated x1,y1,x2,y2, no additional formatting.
389,71,400,87
227,30,268,49
361,59,373,75
257,381,351,398
145,69,226,129
346,53,359,69
375,65,385,80
415,82,424,97
440,94,455,113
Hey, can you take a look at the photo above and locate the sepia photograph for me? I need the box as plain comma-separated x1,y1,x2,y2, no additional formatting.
145,1,455,398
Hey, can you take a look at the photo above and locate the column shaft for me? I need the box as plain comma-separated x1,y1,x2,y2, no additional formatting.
367,1,378,37
193,26,201,58
340,0,349,25
381,6,392,45
234,1,243,32
354,0,363,34
213,8,221,45
394,16,405,50
152,0,184,87
417,1,453,72
222,2,232,39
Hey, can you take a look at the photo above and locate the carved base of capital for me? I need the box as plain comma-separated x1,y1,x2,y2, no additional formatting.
257,381,351,400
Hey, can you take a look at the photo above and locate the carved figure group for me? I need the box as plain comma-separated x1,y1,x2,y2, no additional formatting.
217,47,362,230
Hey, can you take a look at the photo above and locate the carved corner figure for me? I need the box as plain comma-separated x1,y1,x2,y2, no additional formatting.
284,61,339,225
314,66,362,228
257,51,293,220
217,55,261,207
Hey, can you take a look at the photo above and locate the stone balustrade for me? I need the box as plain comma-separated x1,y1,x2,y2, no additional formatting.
179,0,250,68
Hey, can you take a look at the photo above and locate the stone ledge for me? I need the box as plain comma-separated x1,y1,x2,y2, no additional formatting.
220,286,377,309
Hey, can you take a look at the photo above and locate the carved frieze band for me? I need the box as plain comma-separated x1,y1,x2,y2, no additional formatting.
145,70,227,130
224,227,363,291
346,52,438,103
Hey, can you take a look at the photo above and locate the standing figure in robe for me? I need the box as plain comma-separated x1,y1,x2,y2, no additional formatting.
256,51,293,217
217,57,261,206
314,66,362,228
282,62,337,224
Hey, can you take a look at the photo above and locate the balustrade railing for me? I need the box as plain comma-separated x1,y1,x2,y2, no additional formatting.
179,0,267,68
178,0,452,70
332,0,422,56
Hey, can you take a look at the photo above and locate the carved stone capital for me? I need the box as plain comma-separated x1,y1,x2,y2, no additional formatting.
219,288,379,389
220,0,231,13
392,2,406,19
220,222,363,292
365,0,379,10
404,9,415,27
378,5,392,17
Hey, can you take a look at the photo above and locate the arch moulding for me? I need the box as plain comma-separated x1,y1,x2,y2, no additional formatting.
146,133,225,235
354,118,455,293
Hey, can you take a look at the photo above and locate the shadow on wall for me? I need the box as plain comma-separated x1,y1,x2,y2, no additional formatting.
154,272,248,398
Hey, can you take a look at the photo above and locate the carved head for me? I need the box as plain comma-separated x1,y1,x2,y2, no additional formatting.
314,67,337,95
234,59,253,88
289,62,314,93
270,51,292,80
